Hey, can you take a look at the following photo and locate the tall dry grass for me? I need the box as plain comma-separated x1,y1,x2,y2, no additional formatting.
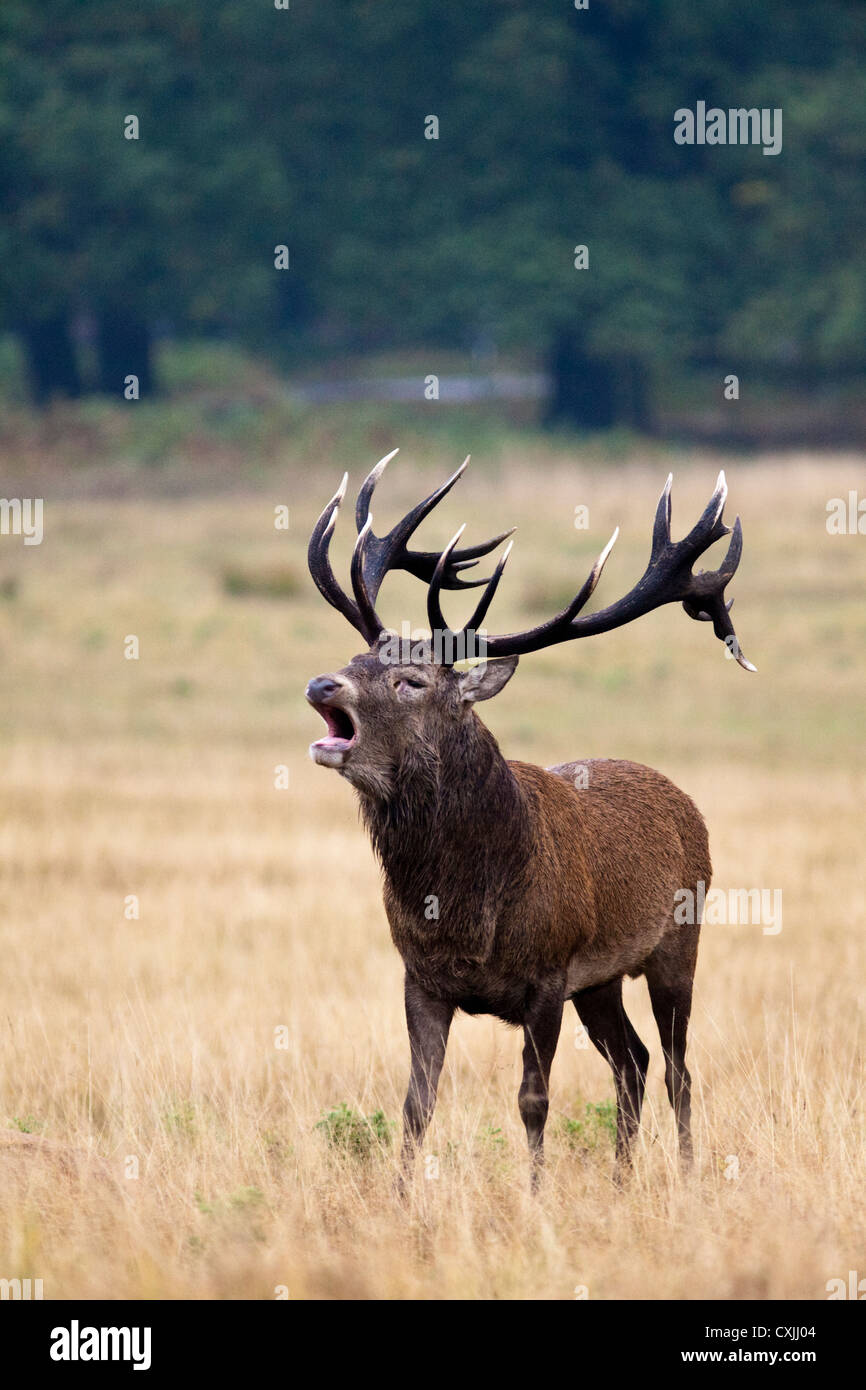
0,441,863,1298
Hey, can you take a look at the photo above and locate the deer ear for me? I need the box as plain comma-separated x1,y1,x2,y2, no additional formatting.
457,654,519,703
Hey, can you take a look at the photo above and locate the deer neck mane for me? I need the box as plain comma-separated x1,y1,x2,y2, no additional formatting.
357,712,531,957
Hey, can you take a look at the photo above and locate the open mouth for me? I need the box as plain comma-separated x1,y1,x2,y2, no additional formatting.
310,703,357,755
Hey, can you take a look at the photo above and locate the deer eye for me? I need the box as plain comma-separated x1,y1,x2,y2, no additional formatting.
395,676,426,691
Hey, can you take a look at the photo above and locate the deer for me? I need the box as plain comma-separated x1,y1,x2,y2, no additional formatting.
304,451,753,1185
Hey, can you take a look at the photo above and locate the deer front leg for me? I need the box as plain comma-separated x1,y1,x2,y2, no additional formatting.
519,975,565,1190
400,975,453,1180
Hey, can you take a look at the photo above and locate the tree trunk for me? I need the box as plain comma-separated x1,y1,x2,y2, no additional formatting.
19,314,82,405
96,311,155,396
546,329,652,431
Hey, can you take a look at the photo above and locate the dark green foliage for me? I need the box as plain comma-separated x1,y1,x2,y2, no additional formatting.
1,1,863,420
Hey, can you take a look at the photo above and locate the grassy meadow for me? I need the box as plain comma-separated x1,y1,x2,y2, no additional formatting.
0,386,864,1299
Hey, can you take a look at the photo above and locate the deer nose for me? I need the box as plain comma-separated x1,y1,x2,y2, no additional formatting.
306,675,342,704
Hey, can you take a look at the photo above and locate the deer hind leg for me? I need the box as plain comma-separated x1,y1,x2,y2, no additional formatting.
572,977,649,1172
644,927,699,1166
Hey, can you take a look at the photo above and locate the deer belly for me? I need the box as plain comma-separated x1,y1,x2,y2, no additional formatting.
564,913,671,994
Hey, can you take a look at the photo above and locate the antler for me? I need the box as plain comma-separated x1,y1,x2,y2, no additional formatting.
307,450,514,644
429,471,755,671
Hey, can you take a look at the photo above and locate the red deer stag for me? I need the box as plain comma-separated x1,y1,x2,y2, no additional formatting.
305,452,753,1182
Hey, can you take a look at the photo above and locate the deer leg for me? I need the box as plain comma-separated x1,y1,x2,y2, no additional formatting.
519,977,565,1190
573,978,649,1171
400,975,453,1177
644,939,697,1167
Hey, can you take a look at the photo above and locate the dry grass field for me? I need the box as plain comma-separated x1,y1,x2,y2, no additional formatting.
0,417,864,1299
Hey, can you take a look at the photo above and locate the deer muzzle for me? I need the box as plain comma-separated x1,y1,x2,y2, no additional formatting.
306,674,359,768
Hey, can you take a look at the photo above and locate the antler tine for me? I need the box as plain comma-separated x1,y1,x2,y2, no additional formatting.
683,469,730,550
400,526,517,590
427,524,467,639
354,448,401,532
721,510,743,574
681,514,755,669
654,469,727,567
476,527,620,658
650,473,673,562
349,514,385,643
463,538,514,632
575,527,620,613
671,480,753,669
355,453,515,597
306,472,367,636
354,454,468,601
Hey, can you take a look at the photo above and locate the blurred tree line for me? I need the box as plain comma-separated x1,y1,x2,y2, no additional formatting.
0,0,864,426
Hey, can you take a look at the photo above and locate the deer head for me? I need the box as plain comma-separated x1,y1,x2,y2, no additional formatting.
305,452,753,796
